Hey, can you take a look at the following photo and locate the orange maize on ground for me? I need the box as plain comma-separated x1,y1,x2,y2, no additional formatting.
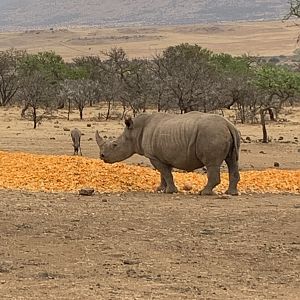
0,151,299,194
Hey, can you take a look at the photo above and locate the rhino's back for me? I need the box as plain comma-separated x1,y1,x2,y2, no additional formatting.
140,112,233,170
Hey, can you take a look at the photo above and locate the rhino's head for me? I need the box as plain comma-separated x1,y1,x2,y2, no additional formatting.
95,117,135,163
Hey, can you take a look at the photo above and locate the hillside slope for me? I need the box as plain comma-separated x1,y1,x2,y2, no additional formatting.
0,0,289,30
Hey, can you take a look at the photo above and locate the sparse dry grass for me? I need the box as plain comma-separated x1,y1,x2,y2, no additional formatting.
0,20,299,60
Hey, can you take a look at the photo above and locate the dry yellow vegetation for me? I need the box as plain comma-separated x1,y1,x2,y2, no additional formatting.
1,151,299,194
0,21,299,60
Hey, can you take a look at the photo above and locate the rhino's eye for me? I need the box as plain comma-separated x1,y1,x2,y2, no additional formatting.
112,143,117,148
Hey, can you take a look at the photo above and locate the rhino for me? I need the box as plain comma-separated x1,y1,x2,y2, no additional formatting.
71,128,82,156
95,112,240,195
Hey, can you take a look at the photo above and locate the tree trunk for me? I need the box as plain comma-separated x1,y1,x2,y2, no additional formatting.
157,101,161,112
121,105,126,120
241,105,246,124
260,109,268,143
268,108,275,121
57,99,65,109
67,99,71,121
79,108,83,120
33,107,37,129
21,102,30,118
106,100,111,120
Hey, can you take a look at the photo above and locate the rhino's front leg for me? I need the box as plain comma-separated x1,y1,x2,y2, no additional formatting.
150,159,178,194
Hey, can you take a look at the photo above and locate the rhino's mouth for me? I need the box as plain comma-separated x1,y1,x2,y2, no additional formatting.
100,154,111,164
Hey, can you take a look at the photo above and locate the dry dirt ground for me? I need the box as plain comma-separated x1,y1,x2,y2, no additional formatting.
0,106,299,299
0,20,300,60
0,191,299,300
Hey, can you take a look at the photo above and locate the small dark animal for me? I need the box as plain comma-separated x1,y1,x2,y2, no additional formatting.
71,128,82,156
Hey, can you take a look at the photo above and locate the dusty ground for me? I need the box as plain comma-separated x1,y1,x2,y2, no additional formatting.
0,191,299,300
0,106,299,299
0,20,299,60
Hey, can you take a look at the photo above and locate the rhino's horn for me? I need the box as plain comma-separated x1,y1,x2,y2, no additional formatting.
95,130,105,147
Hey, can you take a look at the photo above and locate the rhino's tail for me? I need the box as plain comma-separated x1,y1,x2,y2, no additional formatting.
227,122,240,162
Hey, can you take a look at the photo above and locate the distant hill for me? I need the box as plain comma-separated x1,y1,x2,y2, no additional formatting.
0,0,289,31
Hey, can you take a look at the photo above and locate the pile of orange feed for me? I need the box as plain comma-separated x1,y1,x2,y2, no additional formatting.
0,151,299,194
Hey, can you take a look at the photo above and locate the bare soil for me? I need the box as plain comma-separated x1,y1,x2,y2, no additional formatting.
0,190,299,299
0,20,299,61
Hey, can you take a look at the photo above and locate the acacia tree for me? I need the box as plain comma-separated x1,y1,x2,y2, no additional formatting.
72,56,102,107
61,79,100,120
146,60,169,112
212,53,256,123
285,0,300,19
152,44,218,113
254,64,300,142
119,58,153,116
0,49,25,106
100,48,133,118
19,51,67,115
18,70,55,128
97,59,123,120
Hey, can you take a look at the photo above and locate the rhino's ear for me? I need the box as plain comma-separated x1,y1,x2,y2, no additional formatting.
95,130,105,148
125,116,133,129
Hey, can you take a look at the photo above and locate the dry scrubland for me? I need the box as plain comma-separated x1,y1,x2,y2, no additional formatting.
0,21,299,60
0,21,300,299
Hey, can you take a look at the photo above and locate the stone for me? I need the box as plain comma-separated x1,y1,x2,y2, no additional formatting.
183,182,193,191
122,259,141,265
79,188,95,196
63,127,70,132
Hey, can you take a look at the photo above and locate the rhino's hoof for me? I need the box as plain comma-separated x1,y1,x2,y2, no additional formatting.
156,185,166,193
200,189,216,196
225,189,239,196
166,186,178,194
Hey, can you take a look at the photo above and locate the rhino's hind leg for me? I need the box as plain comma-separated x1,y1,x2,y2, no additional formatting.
150,159,178,194
200,165,221,195
225,155,240,196
156,175,167,193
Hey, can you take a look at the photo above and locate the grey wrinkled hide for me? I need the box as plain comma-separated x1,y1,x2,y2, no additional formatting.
95,112,240,195
71,128,82,156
